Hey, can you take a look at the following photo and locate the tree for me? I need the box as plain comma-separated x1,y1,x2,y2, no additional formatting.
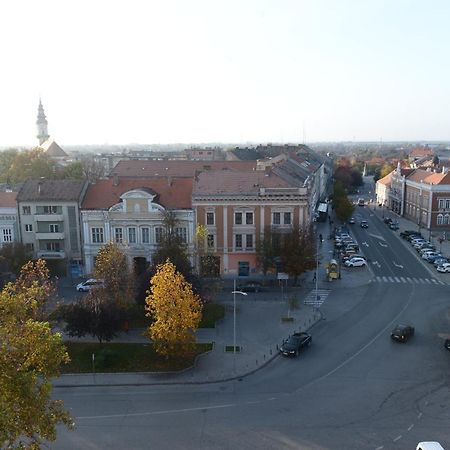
0,265,73,448
379,163,395,179
0,242,33,275
331,181,354,223
0,148,18,182
145,260,202,358
7,148,57,183
281,226,316,284
63,161,84,180
63,291,126,343
93,242,134,307
256,226,282,275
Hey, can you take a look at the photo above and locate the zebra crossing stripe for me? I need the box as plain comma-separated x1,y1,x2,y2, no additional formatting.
400,277,406,283
394,277,400,282
406,277,412,283
412,278,420,283
424,279,431,284
430,279,438,284
382,276,388,282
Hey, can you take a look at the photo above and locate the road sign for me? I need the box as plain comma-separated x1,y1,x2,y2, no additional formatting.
277,272,289,280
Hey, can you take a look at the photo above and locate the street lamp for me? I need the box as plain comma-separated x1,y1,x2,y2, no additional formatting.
231,280,247,372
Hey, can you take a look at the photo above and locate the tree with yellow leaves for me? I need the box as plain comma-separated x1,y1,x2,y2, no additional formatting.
0,263,73,449
145,260,202,357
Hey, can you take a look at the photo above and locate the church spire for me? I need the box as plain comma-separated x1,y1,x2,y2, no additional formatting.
36,98,49,145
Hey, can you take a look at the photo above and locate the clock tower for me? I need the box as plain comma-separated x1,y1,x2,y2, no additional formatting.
36,99,50,145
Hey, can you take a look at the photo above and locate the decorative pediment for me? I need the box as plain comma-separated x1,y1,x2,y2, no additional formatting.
120,189,156,201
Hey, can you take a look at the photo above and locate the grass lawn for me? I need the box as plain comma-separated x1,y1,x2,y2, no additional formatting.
199,303,225,328
62,342,213,373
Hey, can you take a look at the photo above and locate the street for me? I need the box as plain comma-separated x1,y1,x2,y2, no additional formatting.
51,196,450,450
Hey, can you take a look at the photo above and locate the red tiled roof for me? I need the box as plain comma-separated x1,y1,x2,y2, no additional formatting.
0,192,17,208
377,172,392,186
82,178,193,209
410,147,434,158
193,170,291,195
406,169,450,185
111,160,256,178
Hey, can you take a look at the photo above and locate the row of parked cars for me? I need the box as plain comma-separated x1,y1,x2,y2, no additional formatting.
400,230,450,273
334,228,367,268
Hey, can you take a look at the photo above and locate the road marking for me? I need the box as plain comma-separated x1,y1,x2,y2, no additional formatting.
76,403,237,420
400,277,406,283
379,242,388,248
393,261,404,268
372,261,381,268
406,277,412,283
369,233,385,241
407,424,414,431
418,412,423,419
393,435,402,442
394,277,400,282
431,279,438,284
362,241,369,247
382,276,388,282
412,277,419,283
375,446,384,450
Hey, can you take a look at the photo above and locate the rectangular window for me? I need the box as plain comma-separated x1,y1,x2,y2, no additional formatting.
22,206,31,215
155,227,164,244
245,212,253,225
175,227,187,243
284,212,292,225
235,234,242,249
91,227,104,243
2,229,12,242
206,212,215,225
49,224,59,233
207,234,215,249
128,227,136,244
246,234,253,249
43,206,58,214
446,199,450,209
273,212,281,225
46,242,60,251
235,212,242,225
114,227,123,244
141,227,150,244
25,224,33,232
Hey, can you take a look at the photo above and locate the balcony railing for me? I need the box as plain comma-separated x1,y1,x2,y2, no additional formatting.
37,250,66,259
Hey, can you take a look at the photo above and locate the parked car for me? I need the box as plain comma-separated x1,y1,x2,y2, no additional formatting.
391,324,415,342
342,254,366,262
423,252,442,262
437,263,450,273
360,220,369,228
434,257,449,267
344,257,367,267
76,278,104,292
389,222,400,230
445,339,450,351
236,282,265,292
425,254,444,263
400,230,421,239
384,217,393,225
419,246,435,255
413,241,430,249
406,233,423,242
280,332,312,357
348,217,356,224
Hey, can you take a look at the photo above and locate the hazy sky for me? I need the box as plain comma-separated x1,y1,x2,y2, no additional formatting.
1,0,450,146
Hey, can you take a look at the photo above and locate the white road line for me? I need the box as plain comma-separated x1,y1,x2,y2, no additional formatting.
406,277,413,283
388,277,395,282
375,446,384,450
76,403,236,420
407,424,414,431
431,279,438,284
424,279,431,284
412,277,419,283
393,435,402,442
418,412,423,419
382,276,388,282
418,278,425,284
400,277,406,283
394,277,400,282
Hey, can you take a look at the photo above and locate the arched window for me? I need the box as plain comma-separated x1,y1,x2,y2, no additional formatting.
437,214,444,225
445,214,450,225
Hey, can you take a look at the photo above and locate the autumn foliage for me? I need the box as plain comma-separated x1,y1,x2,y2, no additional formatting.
145,260,202,357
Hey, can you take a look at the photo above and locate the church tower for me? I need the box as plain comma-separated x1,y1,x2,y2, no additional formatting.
36,99,50,145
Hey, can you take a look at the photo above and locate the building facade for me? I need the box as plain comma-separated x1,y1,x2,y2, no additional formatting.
16,180,87,273
0,192,19,247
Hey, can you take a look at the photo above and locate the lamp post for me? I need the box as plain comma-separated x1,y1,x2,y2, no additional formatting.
232,280,247,373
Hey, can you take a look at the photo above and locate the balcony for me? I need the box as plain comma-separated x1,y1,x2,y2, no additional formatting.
35,232,65,240
37,250,66,259
34,214,64,222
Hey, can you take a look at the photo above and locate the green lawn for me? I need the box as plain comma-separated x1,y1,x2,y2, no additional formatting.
62,342,213,373
199,303,225,328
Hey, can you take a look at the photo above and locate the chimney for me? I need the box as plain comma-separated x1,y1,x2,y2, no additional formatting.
38,179,44,195
112,173,119,186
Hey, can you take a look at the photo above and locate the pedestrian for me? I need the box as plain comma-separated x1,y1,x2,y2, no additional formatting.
312,273,316,283
319,233,323,243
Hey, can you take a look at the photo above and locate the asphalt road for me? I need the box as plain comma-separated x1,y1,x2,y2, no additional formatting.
52,210,450,450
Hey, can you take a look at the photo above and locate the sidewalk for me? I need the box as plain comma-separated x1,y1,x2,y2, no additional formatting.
54,288,323,387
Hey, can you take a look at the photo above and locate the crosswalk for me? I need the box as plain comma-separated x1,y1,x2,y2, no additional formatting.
371,276,446,285
304,289,331,307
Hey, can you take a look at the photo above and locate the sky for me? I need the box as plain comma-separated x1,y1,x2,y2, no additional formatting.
1,0,450,146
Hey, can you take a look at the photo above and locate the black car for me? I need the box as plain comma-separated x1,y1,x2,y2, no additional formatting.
389,222,400,230
400,230,420,239
280,332,312,357
391,324,415,342
360,220,368,228
384,217,393,225
445,339,450,351
406,233,423,242
236,282,265,293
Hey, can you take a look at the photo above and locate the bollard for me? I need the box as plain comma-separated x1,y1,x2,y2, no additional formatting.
270,349,272,355
264,354,266,360
256,360,258,366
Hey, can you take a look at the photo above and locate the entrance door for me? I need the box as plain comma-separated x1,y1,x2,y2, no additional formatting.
238,261,250,277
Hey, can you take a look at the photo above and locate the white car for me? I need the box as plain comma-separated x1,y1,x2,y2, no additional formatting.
76,278,104,292
344,257,366,267
437,263,450,273
422,251,440,260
